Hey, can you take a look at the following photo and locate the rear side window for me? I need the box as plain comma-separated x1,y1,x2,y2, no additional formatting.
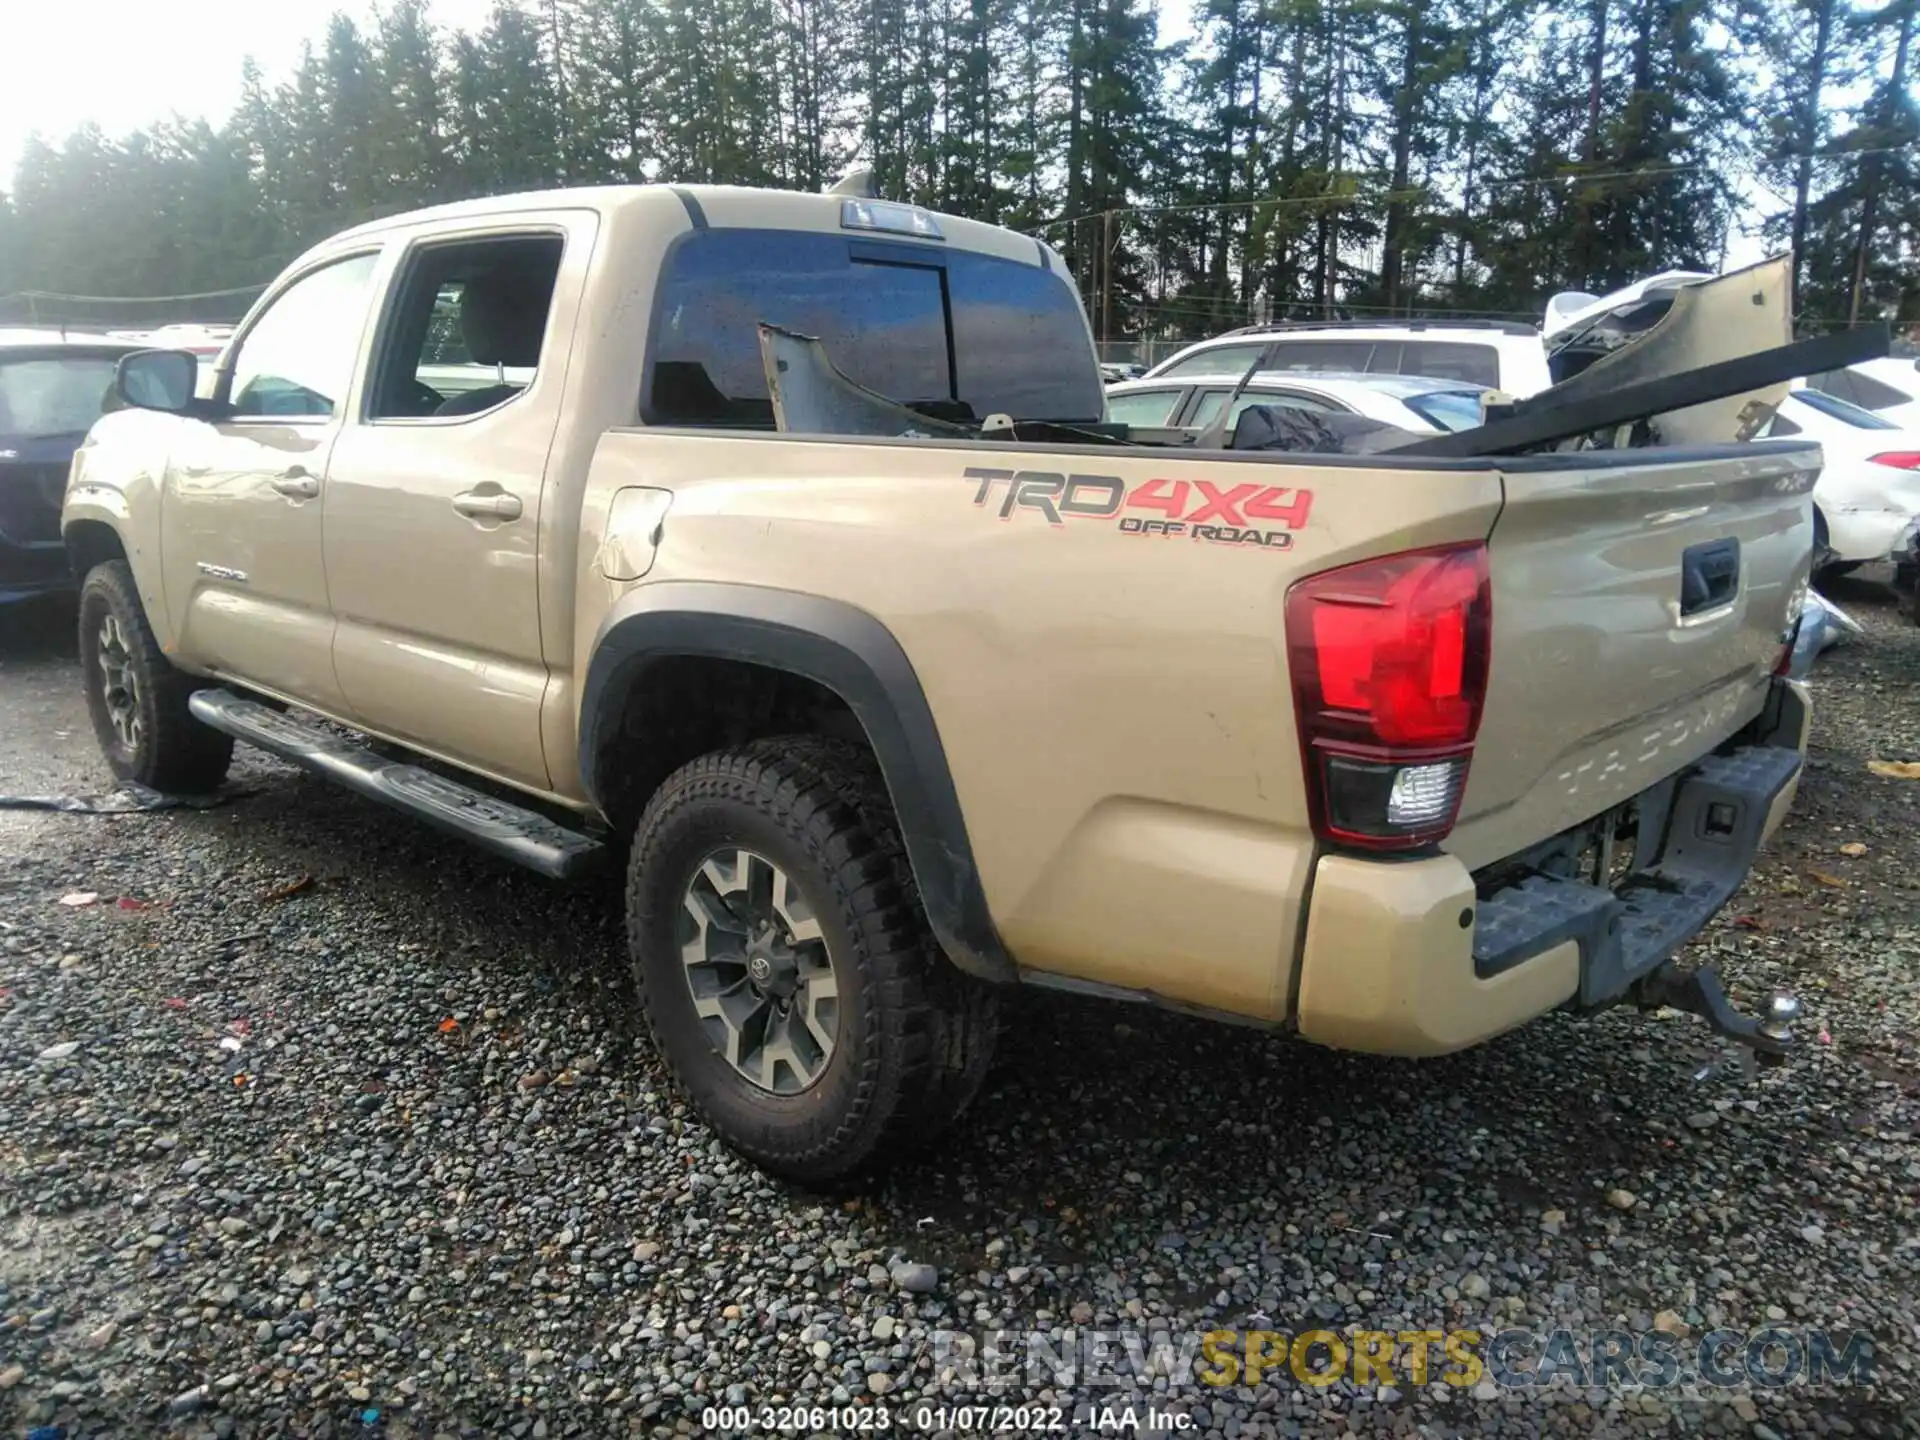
1379,341,1500,387
1159,343,1267,378
1263,339,1373,372
1845,371,1913,411
645,229,1101,426
1811,368,1915,411
368,233,563,420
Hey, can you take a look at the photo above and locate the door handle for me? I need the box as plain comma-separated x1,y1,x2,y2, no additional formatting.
453,489,523,522
271,467,319,500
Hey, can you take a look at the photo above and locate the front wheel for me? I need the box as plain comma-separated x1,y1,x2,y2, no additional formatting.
625,737,997,1185
78,560,233,793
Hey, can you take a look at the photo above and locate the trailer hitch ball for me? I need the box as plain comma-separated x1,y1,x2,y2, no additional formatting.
1759,993,1801,1044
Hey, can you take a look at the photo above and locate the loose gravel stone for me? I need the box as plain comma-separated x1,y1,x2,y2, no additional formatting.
890,1261,938,1294
1,582,1916,1437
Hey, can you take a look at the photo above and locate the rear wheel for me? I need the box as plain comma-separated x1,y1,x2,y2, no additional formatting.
78,560,233,793
626,737,998,1185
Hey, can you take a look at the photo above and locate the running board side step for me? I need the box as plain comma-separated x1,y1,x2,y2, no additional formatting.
187,690,605,880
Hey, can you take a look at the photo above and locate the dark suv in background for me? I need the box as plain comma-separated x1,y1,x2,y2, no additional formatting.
0,334,140,605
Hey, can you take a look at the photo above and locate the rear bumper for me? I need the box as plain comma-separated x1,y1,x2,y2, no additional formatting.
1826,504,1919,565
1295,678,1807,1057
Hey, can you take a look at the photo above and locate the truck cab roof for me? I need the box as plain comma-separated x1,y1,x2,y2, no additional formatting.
319,184,1060,273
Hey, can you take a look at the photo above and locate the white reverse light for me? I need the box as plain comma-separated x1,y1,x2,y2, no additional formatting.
1386,762,1465,829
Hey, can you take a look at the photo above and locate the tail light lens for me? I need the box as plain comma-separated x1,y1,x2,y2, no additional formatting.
1286,543,1492,850
1869,451,1920,470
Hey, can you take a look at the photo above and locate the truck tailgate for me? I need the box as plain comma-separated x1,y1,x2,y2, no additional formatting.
1446,442,1819,871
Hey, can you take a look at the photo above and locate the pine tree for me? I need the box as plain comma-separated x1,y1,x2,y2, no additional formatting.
375,0,452,203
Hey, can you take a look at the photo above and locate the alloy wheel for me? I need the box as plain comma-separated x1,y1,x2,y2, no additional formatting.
96,613,142,752
677,848,838,1094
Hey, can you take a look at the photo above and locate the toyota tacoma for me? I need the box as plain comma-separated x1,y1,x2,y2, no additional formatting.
64,184,1822,1181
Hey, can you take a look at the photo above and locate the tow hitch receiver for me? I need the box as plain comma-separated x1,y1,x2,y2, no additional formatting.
1634,965,1801,1065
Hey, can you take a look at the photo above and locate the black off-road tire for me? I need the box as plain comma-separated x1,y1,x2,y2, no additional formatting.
626,736,999,1185
78,560,234,794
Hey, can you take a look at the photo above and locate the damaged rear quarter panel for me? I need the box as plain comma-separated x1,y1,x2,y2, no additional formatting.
581,428,1504,1021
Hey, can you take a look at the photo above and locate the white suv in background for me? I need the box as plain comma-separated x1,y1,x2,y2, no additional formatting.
1141,320,1553,396
1807,357,1920,430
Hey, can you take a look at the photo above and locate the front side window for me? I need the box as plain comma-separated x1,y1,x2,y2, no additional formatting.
229,253,380,419
368,235,563,419
646,229,1100,426
0,355,121,437
1104,388,1184,426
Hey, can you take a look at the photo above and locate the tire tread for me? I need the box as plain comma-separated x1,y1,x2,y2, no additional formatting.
79,561,233,794
625,736,996,1183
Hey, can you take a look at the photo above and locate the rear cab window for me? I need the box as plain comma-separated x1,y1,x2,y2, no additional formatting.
644,229,1101,427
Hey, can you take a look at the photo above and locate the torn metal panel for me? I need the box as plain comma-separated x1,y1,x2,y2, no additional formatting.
1542,255,1794,448
756,323,975,438
1389,326,1890,459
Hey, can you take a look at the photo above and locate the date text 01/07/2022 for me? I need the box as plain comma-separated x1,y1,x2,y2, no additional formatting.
699,1402,1194,1432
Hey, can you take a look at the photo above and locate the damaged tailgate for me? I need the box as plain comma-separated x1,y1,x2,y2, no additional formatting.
1447,441,1820,871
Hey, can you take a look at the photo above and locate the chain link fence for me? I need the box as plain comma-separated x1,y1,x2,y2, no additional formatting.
0,285,267,333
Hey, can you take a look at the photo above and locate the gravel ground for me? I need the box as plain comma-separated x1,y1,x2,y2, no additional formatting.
0,580,1916,1440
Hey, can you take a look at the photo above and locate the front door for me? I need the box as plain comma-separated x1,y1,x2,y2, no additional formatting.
163,252,382,711
323,222,586,791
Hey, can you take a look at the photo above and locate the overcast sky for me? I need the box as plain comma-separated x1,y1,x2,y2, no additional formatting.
2,0,500,180
5,0,1767,270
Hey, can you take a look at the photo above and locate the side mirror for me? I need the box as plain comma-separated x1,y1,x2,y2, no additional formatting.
116,349,201,414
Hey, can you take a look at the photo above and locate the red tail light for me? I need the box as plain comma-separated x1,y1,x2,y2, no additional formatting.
1286,543,1492,850
1869,451,1920,470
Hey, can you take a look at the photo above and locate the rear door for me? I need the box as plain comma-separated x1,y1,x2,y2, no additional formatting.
322,215,594,792
1447,443,1819,870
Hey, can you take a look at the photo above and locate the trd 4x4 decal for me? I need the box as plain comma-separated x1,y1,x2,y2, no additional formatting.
965,468,1312,550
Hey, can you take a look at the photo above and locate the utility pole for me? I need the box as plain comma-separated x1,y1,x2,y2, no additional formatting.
1101,208,1115,346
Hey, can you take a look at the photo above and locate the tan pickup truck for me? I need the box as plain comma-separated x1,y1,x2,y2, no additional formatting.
64,184,1816,1182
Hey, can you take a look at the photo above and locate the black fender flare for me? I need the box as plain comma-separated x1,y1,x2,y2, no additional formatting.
579,581,1017,983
